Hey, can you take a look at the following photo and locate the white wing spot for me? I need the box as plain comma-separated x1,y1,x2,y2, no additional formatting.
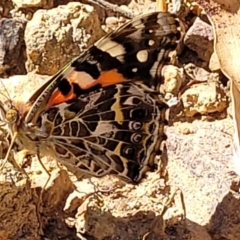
136,50,148,63
148,40,155,46
132,68,138,72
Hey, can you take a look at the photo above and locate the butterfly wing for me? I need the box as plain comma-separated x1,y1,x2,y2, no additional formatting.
36,83,169,182
25,11,181,124
22,11,181,182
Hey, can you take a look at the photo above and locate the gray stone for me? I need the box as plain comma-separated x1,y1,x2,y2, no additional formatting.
25,2,105,75
184,17,214,62
0,18,27,77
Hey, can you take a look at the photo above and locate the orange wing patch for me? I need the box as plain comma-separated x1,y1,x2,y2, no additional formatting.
47,69,128,108
47,85,76,108
96,69,127,87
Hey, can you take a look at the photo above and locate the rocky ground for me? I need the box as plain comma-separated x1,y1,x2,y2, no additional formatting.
0,0,240,240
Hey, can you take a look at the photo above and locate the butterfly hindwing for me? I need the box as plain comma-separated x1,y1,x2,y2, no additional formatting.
36,83,169,182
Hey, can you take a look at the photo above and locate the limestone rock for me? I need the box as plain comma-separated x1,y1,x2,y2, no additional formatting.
0,73,49,102
11,0,53,9
162,65,185,97
181,81,228,117
25,2,105,75
183,63,212,81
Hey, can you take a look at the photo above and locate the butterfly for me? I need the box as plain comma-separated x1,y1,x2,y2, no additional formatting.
0,11,181,183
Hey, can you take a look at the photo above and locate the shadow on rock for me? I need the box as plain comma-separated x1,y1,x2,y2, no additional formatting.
206,178,240,239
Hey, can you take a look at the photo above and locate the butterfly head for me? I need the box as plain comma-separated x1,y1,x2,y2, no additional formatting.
0,101,21,135
5,107,19,124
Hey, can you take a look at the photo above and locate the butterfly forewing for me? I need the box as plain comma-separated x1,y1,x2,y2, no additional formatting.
25,11,181,125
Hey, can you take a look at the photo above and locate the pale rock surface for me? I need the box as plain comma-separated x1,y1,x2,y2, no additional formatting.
25,2,105,75
181,80,228,117
209,52,221,72
11,0,52,9
162,65,185,97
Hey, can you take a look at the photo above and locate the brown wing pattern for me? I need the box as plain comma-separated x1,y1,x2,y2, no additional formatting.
36,83,169,182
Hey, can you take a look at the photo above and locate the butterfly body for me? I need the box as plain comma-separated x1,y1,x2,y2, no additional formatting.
0,11,181,183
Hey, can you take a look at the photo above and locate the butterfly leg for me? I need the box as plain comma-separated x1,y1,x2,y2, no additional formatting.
0,131,17,171
157,142,169,180
0,132,31,180
0,146,31,182
11,149,32,181
0,129,9,160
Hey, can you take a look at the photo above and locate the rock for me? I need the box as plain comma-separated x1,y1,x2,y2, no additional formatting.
166,118,234,234
105,16,120,28
183,63,212,81
181,81,228,117
0,0,14,18
25,2,105,75
33,168,76,239
185,220,212,240
81,0,106,21
209,51,221,71
11,0,53,9
184,17,214,62
0,179,40,240
207,190,240,240
0,18,27,77
104,16,126,32
0,230,9,240
143,218,212,240
174,122,196,135
75,200,116,240
66,173,194,240
0,73,49,102
162,65,185,97
39,169,75,209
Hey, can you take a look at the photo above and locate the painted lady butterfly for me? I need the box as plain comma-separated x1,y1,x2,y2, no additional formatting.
0,11,181,183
